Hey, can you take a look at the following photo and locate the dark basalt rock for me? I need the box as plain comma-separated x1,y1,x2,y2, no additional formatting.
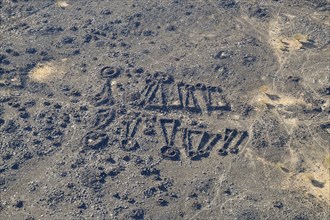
82,131,109,150
0,1,328,219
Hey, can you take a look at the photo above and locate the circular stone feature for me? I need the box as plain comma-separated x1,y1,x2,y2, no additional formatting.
82,131,109,150
100,66,122,78
160,146,180,161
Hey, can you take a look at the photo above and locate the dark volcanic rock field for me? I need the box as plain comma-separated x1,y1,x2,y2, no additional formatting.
0,0,329,219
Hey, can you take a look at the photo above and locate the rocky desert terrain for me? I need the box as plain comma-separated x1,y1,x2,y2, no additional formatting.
0,0,329,219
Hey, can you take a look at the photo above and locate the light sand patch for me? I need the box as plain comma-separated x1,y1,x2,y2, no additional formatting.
279,150,330,206
268,17,286,63
246,146,329,205
56,1,69,8
270,34,313,60
293,164,330,205
253,87,310,132
258,85,269,93
255,92,307,107
268,16,315,64
282,118,299,133
29,60,67,82
324,154,330,168
254,85,313,108
274,95,305,106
